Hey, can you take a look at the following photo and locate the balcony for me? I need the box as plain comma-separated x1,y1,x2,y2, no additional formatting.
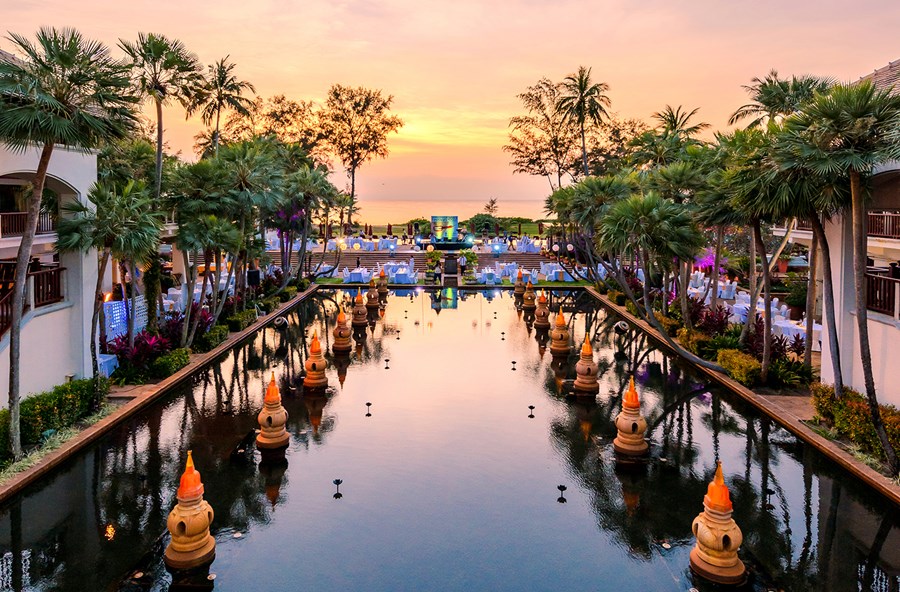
868,211,900,240
0,212,56,239
0,265,66,337
866,274,900,321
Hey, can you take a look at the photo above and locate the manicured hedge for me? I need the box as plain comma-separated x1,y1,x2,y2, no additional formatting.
811,383,900,460
150,348,191,379
226,310,258,332
194,325,229,353
677,327,710,356
278,286,298,303
0,377,108,465
717,349,761,386
258,296,281,314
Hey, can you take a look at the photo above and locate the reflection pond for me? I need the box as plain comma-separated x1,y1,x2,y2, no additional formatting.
0,289,898,592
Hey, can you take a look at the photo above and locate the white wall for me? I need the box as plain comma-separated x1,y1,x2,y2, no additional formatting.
0,144,98,402
820,215,900,407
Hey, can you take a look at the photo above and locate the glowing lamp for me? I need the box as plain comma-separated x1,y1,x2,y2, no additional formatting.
567,243,574,252
427,245,434,252
353,242,361,250
552,244,560,253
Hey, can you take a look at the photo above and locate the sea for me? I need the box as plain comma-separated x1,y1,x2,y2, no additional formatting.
355,198,547,225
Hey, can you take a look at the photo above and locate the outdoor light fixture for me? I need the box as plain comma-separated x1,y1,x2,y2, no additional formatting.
353,242,361,250
566,244,574,252
389,244,395,258
552,244,560,253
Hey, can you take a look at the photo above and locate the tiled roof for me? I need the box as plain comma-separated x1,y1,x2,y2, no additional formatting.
860,59,900,94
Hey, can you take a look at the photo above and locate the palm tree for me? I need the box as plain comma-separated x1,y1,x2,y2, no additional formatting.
56,181,162,407
783,80,900,474
653,105,710,139
187,56,255,155
0,27,137,460
119,33,201,333
557,66,611,177
729,70,832,128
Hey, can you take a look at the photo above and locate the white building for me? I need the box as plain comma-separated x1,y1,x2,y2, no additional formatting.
778,60,900,407
0,144,97,405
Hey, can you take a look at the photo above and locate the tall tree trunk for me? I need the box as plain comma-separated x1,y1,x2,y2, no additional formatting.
154,99,164,202
849,169,898,474
179,249,197,348
127,261,137,349
740,233,757,345
580,121,588,177
90,248,111,410
809,216,843,398
348,167,357,226
710,226,724,312
8,141,54,460
803,227,819,367
679,261,692,330
186,250,212,347
213,107,221,155
753,220,773,382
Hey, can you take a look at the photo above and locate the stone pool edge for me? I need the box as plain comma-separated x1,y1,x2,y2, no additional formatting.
586,286,900,508
0,284,319,505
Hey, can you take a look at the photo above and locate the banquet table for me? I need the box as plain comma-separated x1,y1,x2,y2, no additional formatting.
349,268,369,283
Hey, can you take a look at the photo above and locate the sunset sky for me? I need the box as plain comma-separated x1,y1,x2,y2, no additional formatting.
5,0,900,221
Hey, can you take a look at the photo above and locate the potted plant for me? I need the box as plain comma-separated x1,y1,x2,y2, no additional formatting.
784,280,808,321
776,252,790,274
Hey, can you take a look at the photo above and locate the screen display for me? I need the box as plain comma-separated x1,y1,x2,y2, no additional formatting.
431,216,458,242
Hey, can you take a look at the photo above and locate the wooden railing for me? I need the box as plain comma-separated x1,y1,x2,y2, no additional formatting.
868,211,900,240
866,274,900,319
0,290,12,337
30,267,65,307
0,212,56,238
795,218,814,231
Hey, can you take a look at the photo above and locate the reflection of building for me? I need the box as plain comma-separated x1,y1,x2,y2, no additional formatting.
0,144,97,402
816,476,900,591
774,60,900,405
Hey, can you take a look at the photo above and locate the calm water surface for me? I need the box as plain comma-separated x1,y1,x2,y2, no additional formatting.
0,289,898,592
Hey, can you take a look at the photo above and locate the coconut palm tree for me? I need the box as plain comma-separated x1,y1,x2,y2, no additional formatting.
56,180,162,407
187,56,256,155
783,80,900,474
0,27,138,459
556,66,611,177
653,105,710,140
119,33,201,333
729,70,832,128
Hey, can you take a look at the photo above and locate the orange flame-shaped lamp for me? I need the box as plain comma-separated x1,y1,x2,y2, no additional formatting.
352,288,368,327
333,309,353,353
366,279,380,309
573,335,599,396
514,269,526,295
257,373,289,450
377,268,389,296
534,290,551,329
549,309,572,357
165,451,216,570
613,377,649,457
303,331,329,390
689,462,746,585
522,280,537,311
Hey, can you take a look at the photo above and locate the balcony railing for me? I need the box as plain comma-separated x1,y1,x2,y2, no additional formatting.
0,266,66,336
866,274,900,320
0,212,56,238
795,218,813,231
868,211,900,239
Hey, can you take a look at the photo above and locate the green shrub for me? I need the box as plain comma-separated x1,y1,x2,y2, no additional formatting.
607,289,620,303
717,349,761,386
653,312,681,336
149,348,191,379
699,334,741,361
767,357,815,387
811,383,900,460
625,300,640,317
0,378,108,464
676,327,711,356
596,283,609,295
279,286,298,303
194,325,229,353
226,310,258,332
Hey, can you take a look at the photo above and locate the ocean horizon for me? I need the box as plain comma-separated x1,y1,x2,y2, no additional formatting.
353,198,548,224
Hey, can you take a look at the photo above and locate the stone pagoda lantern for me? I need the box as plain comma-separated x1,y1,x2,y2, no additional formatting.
366,279,379,309
534,291,551,329
303,332,329,390
332,310,352,353
377,269,389,298
572,335,599,396
352,289,368,327
549,309,572,357
257,373,289,451
513,269,526,296
522,281,537,311
165,451,216,570
613,376,649,457
689,462,746,585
